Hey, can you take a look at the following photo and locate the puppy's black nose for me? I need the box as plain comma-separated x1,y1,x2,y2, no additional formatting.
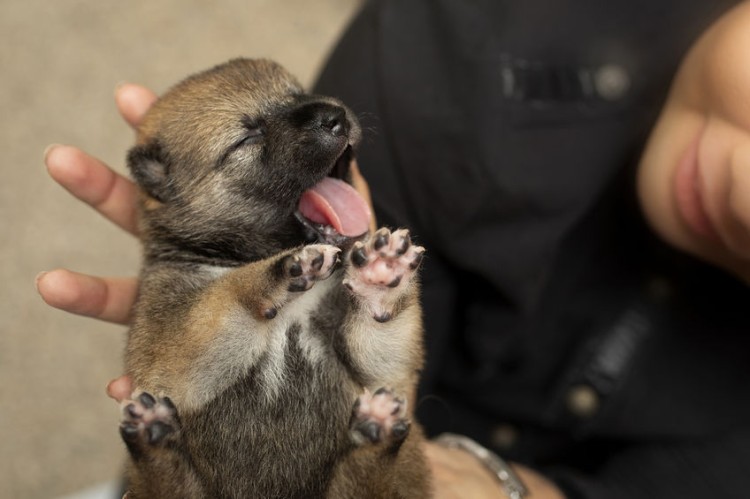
320,107,348,137
292,102,350,137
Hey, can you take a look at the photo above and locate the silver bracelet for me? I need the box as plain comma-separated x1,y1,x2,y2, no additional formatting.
434,433,528,499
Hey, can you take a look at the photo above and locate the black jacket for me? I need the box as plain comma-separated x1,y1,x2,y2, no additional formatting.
316,1,750,497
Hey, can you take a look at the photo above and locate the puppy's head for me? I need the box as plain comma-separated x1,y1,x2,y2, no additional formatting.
128,58,368,263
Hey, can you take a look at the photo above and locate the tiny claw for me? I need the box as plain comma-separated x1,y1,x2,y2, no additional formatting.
396,234,411,255
409,250,425,270
387,275,402,288
311,253,325,271
289,261,303,277
374,312,392,323
288,280,310,292
126,403,139,418
391,397,406,416
138,392,156,409
351,244,368,267
162,397,176,411
148,421,172,444
391,421,410,440
373,231,389,250
120,424,139,442
360,421,382,443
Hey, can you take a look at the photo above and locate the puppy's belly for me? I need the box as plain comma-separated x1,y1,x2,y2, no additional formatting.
181,329,357,498
177,276,344,411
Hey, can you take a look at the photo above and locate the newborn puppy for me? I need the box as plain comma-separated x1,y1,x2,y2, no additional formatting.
119,58,430,498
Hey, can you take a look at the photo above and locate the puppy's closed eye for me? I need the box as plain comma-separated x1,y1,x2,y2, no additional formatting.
239,117,266,146
216,119,266,168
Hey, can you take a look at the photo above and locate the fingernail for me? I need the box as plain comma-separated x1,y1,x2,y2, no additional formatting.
43,144,61,163
35,271,48,290
106,379,116,399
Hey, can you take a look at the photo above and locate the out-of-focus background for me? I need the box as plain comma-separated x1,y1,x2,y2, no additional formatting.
0,1,363,497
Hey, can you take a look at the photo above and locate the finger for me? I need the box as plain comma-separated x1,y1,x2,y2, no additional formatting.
115,83,157,129
424,441,450,465
350,160,377,233
36,269,138,325
424,442,475,470
107,375,133,402
45,144,140,235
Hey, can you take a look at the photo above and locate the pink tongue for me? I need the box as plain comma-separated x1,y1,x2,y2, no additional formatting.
298,177,371,237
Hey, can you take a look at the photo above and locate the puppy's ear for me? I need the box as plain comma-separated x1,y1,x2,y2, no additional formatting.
127,139,174,202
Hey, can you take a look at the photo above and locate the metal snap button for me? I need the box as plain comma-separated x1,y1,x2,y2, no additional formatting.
566,384,600,418
594,64,631,100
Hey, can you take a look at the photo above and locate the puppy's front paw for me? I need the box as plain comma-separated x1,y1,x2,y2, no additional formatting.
120,392,180,454
350,387,410,446
344,228,424,321
259,244,341,320
284,244,341,292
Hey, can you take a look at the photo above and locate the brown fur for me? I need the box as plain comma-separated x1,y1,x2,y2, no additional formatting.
121,58,431,498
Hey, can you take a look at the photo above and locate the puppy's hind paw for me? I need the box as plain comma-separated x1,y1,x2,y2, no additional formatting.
350,387,410,447
120,391,180,455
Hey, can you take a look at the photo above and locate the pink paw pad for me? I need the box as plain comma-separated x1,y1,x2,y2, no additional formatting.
120,391,178,446
344,228,424,321
350,387,410,445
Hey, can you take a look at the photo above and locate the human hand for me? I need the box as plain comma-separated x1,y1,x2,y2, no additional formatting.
638,2,750,282
36,83,157,324
425,441,505,498
425,441,564,499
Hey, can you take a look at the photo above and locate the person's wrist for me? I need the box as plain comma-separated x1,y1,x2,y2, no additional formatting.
434,433,528,499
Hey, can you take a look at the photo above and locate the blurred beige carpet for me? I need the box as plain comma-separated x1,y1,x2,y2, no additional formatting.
0,1,362,497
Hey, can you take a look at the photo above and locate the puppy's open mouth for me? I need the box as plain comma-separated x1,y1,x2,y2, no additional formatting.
295,145,372,245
